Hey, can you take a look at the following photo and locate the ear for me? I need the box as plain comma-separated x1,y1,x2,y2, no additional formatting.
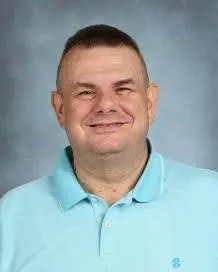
50,90,65,129
146,83,159,124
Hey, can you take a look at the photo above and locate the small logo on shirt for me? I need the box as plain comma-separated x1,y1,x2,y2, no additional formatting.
171,257,181,269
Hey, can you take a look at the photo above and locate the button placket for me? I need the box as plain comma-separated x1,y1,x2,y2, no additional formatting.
100,208,117,261
89,195,107,229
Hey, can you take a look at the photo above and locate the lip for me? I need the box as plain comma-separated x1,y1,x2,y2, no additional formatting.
89,122,126,127
88,123,126,134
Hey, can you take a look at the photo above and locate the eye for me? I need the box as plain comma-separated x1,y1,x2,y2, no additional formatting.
116,87,131,94
76,89,95,100
79,90,93,96
79,90,93,95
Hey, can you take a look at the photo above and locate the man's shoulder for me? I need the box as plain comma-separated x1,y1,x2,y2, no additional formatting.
0,176,52,214
161,154,218,196
163,155,218,180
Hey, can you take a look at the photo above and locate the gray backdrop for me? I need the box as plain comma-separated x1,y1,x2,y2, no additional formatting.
0,0,218,197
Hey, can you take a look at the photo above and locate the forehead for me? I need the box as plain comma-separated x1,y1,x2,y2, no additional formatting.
59,46,144,89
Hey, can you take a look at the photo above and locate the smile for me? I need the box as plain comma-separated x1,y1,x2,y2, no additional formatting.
89,123,126,134
90,123,124,127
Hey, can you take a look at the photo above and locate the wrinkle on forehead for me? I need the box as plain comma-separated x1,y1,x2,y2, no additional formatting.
58,47,147,91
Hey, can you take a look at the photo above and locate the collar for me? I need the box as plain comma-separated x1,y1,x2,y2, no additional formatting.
51,146,88,211
51,139,166,211
132,143,166,203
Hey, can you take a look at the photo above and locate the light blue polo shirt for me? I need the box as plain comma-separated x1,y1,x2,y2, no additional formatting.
1,143,218,272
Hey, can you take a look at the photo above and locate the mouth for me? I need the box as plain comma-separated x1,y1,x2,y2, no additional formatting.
88,122,128,134
89,123,125,128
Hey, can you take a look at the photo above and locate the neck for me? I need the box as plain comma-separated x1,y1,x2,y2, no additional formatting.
71,143,149,206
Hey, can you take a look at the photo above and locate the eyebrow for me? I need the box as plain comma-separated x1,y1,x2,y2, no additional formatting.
73,82,96,89
73,78,135,89
112,78,135,87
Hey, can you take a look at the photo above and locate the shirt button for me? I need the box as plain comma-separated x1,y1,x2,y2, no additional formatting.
104,220,112,229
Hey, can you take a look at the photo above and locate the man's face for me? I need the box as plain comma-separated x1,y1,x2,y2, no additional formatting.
51,46,158,155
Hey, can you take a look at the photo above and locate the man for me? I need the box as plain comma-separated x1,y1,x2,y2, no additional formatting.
0,24,218,272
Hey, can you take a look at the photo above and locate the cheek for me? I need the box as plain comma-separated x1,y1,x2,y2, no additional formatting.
64,105,77,125
64,100,81,120
64,106,86,144
146,102,155,124
64,102,92,129
124,98,148,122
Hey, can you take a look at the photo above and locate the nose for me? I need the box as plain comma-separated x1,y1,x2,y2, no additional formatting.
94,92,118,113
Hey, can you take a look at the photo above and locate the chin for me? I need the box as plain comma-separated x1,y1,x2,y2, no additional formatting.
89,143,129,155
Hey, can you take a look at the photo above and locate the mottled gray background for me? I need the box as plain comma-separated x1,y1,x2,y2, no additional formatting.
0,0,218,197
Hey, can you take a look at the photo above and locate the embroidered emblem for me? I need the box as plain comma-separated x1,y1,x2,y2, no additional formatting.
171,257,181,269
